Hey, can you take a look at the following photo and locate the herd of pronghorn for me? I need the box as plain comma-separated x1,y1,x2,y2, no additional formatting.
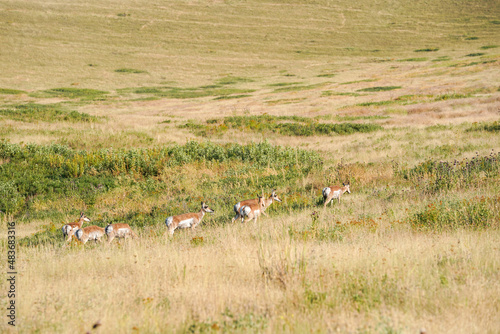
62,184,351,245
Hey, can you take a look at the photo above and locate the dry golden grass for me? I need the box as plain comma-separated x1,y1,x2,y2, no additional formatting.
3,217,499,333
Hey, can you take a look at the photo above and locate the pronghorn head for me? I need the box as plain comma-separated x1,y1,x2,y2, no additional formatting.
271,190,282,202
342,183,351,194
80,212,91,222
201,202,214,213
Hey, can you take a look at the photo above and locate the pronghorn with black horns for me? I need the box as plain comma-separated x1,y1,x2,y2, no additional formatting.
74,225,106,245
62,212,91,242
165,202,214,237
232,190,282,223
239,196,266,224
105,223,138,244
323,183,351,207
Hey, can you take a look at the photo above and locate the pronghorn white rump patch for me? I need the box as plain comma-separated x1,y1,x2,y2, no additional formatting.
165,216,174,227
177,218,195,229
75,229,83,240
322,187,331,200
104,225,113,235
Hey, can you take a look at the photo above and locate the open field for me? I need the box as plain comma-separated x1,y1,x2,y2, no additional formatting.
0,0,499,333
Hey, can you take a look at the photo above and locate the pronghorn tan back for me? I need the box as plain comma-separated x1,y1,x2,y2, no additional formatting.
62,212,91,242
239,196,266,223
105,223,138,244
165,202,214,236
323,183,351,207
75,225,105,244
232,190,282,223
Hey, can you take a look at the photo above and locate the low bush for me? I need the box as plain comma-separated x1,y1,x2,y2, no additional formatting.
408,197,498,230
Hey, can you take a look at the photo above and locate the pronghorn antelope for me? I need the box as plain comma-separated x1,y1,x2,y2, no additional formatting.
74,226,106,244
239,196,266,223
62,212,91,242
232,190,282,223
165,202,214,236
323,183,351,207
105,223,138,244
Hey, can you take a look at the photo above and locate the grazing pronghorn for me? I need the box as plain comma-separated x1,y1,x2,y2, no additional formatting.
105,223,138,244
75,226,106,244
323,183,351,207
239,196,266,224
62,212,91,242
232,190,282,223
165,202,214,236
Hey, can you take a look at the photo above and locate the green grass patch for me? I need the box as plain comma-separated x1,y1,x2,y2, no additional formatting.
119,85,255,100
322,91,362,97
29,88,109,100
468,121,500,132
0,103,99,123
272,83,325,93
432,56,452,62
398,57,428,62
414,48,439,52
115,68,148,74
357,86,401,92
340,79,378,85
213,94,252,100
267,82,303,87
315,115,389,121
356,101,395,107
216,76,254,85
265,98,306,105
0,88,26,95
480,45,498,50
465,53,486,57
181,115,382,137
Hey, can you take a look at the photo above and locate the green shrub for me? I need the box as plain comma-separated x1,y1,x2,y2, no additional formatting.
181,115,382,137
395,152,500,193
408,197,497,230
0,181,24,215
0,103,98,122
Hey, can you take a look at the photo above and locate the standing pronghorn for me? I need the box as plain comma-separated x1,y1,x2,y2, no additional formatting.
62,212,91,242
239,196,266,223
232,190,282,223
105,223,138,244
165,202,214,237
74,226,106,244
323,183,351,207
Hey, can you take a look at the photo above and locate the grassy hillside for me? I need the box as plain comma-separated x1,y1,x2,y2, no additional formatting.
0,0,499,333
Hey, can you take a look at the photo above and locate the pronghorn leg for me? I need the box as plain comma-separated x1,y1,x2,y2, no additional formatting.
107,232,115,244
66,229,74,243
